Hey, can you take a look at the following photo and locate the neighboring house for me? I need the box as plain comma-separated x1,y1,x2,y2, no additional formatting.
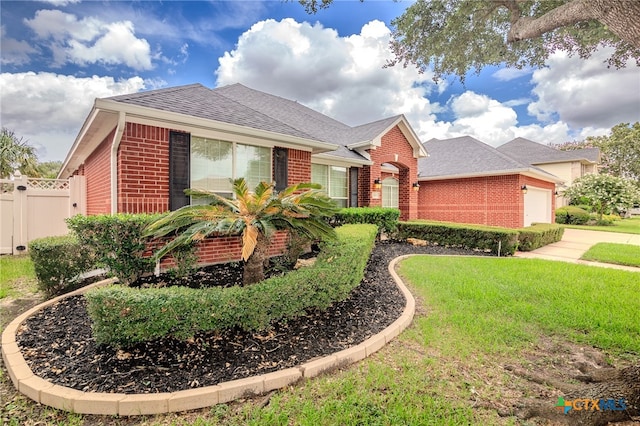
417,137,563,228
497,137,600,206
58,83,427,263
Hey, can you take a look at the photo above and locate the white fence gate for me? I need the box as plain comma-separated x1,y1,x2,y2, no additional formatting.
0,175,86,255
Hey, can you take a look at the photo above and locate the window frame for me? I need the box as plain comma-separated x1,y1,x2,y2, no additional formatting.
311,163,349,207
190,136,272,202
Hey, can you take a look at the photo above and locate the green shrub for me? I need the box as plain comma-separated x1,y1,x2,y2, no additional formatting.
29,235,95,296
332,207,400,235
66,213,160,285
516,224,564,252
85,224,378,347
396,220,519,255
555,206,590,225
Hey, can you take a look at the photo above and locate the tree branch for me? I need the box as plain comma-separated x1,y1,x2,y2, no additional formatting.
496,0,598,43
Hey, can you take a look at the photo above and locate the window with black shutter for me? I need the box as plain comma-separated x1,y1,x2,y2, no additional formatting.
273,147,288,192
169,131,190,210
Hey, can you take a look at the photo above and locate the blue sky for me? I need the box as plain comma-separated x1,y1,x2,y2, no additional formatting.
2,0,639,162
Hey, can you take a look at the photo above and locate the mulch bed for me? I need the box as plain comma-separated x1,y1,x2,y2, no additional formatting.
16,241,490,395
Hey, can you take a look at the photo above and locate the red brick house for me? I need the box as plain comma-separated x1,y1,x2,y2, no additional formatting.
58,83,427,263
417,137,563,228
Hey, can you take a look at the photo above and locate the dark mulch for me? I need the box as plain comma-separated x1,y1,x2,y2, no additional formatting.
16,242,490,395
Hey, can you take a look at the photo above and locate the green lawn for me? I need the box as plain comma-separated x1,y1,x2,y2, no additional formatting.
0,255,37,299
581,242,640,267
562,216,640,234
3,256,639,425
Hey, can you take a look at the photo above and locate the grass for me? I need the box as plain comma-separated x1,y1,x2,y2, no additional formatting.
0,255,37,299
581,242,640,267
562,216,640,234
2,256,639,425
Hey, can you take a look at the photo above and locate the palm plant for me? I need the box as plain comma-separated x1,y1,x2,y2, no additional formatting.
145,178,338,285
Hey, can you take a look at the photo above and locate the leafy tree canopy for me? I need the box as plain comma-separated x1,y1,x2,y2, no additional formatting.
564,173,639,219
299,0,640,81
0,127,39,178
586,122,640,184
36,161,63,179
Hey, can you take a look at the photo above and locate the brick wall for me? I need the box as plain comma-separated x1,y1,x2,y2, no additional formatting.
155,231,290,269
117,123,170,213
84,129,114,215
418,175,524,228
365,126,419,220
286,148,311,185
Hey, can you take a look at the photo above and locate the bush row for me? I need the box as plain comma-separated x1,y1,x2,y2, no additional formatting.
516,224,565,252
29,235,95,296
84,224,378,347
331,207,400,235
397,220,520,255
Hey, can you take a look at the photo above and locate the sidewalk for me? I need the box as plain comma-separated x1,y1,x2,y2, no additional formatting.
515,228,640,272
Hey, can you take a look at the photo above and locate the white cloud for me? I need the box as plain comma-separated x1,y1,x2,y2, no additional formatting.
492,67,533,82
40,0,81,6
528,47,640,129
0,26,38,66
214,18,582,148
216,19,442,131
24,9,153,70
0,72,148,161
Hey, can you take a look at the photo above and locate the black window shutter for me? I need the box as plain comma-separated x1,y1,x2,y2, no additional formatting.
349,167,359,207
274,147,288,192
169,131,190,211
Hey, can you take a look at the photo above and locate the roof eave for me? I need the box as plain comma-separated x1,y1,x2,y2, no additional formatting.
419,168,564,184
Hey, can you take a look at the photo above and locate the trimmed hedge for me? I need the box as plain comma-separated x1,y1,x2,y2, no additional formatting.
29,235,95,296
85,224,378,347
516,224,564,252
397,220,519,255
332,207,400,235
555,206,590,225
66,213,160,285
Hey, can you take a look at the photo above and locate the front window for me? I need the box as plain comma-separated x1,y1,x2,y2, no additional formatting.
382,177,399,208
312,164,348,207
191,137,271,199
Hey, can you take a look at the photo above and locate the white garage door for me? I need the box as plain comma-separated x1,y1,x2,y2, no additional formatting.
524,187,552,227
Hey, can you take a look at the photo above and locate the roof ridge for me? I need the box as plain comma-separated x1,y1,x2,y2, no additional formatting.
107,83,205,100
213,84,347,140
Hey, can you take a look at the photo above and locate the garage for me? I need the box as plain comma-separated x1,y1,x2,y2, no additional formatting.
524,186,552,226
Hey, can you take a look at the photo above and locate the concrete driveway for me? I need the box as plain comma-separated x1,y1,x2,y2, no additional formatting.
515,228,640,272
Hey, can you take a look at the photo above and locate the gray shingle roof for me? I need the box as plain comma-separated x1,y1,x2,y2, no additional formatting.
107,83,410,163
418,136,559,181
497,137,600,165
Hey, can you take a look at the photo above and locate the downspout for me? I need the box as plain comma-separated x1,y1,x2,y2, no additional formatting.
110,112,126,214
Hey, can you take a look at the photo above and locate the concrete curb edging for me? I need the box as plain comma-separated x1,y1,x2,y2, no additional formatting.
1,256,416,416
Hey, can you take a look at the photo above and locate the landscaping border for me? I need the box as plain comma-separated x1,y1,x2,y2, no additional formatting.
1,256,415,416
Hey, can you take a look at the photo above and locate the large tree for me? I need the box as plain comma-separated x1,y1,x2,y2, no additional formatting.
0,127,39,178
586,122,640,184
300,0,640,81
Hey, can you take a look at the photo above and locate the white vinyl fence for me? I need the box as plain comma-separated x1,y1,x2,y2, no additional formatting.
0,175,86,255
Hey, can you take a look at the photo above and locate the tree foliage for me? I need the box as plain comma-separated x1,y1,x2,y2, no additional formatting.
586,122,640,184
145,178,338,286
36,161,63,179
0,127,39,178
564,173,639,219
299,0,640,81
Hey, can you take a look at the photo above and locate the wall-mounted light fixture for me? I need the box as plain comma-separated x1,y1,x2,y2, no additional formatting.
521,185,528,194
412,182,420,192
373,178,382,190
554,190,559,196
